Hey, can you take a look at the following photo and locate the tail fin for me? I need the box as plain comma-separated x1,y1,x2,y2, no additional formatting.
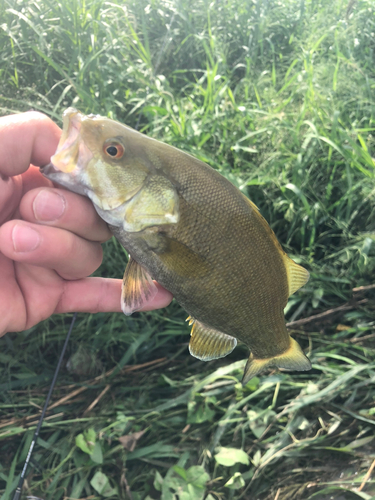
242,338,311,385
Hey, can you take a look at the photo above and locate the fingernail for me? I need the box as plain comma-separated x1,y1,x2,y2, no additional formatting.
33,190,66,222
12,224,41,252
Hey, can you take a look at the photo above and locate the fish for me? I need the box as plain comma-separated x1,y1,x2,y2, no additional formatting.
41,108,311,384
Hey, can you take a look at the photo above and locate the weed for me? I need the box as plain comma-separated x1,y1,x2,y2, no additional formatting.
0,0,375,498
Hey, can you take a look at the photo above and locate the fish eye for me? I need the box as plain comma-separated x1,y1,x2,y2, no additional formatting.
104,142,125,159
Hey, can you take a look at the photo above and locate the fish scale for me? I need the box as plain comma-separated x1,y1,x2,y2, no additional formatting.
41,108,312,384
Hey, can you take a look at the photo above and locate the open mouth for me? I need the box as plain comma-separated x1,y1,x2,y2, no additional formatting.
50,108,85,173
39,162,58,176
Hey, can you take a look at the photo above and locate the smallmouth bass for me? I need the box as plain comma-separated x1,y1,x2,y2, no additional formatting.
41,108,311,384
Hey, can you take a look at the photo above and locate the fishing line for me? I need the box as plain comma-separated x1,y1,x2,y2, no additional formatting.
12,313,77,500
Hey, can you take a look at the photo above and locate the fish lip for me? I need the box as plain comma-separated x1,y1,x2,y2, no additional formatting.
57,108,82,153
50,109,83,173
40,162,59,177
39,161,90,199
39,161,68,185
50,108,93,174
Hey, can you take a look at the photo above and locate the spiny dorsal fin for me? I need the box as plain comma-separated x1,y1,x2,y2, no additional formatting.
282,255,310,296
121,256,158,315
189,319,237,361
242,337,311,385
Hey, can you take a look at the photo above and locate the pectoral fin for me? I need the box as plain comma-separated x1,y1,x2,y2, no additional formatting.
283,255,310,296
242,337,311,385
158,238,209,278
121,256,158,315
189,319,237,361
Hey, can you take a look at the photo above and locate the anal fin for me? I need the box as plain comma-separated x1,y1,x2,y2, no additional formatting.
189,320,237,361
242,337,311,385
121,256,158,316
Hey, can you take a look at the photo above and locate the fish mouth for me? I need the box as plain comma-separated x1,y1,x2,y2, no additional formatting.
50,108,93,174
40,161,88,197
40,108,93,197
40,162,59,177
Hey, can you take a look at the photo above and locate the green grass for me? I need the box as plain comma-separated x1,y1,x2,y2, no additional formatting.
1,0,375,498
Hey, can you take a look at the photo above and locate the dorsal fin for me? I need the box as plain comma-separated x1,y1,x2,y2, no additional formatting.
282,255,310,296
241,193,310,296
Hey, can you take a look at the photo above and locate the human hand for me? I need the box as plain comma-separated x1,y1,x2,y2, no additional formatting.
0,111,172,336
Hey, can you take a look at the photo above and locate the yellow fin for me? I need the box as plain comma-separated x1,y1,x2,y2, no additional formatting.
189,321,237,361
186,315,194,325
121,256,157,315
241,193,309,296
242,338,311,385
282,255,310,296
158,238,210,278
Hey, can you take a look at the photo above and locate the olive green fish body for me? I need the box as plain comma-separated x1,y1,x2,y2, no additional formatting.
42,108,311,383
111,163,290,360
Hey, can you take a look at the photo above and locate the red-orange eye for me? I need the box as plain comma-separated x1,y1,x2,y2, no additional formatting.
104,143,124,159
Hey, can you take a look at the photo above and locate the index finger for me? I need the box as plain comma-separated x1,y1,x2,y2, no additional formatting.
0,111,61,176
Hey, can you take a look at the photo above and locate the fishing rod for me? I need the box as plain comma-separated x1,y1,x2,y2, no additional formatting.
12,313,77,500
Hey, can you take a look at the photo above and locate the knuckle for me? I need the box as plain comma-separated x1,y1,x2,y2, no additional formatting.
24,111,50,124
